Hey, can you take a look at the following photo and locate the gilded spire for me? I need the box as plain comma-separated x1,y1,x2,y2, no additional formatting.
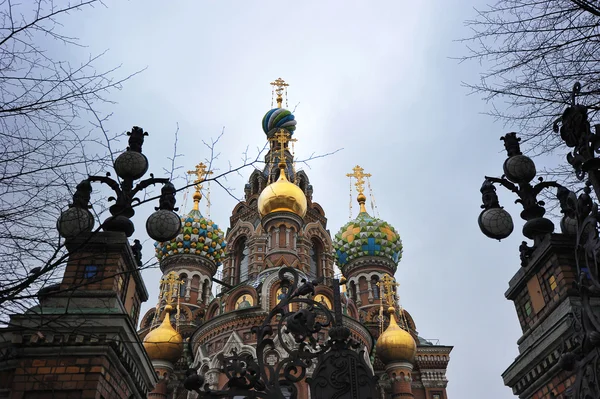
187,162,213,211
346,165,372,214
270,77,289,109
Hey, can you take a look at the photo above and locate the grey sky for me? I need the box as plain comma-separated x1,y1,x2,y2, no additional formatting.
48,1,566,397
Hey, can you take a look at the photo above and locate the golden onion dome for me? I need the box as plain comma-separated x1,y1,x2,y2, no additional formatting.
143,305,183,363
377,307,417,365
258,163,307,218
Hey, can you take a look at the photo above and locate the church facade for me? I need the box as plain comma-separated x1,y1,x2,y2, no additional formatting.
139,80,452,398
0,80,451,399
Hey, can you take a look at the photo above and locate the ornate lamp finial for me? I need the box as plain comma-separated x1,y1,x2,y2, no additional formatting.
270,77,289,109
187,162,213,211
346,165,372,214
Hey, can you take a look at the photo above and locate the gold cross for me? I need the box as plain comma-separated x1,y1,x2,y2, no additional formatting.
271,129,297,166
346,165,371,195
160,271,183,306
270,78,289,108
187,162,213,190
380,274,399,307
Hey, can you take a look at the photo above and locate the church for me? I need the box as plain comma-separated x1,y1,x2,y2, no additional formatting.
0,79,451,399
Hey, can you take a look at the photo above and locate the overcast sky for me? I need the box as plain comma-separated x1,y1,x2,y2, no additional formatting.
48,1,571,397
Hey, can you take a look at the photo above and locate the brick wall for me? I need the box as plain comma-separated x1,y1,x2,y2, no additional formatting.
4,355,133,399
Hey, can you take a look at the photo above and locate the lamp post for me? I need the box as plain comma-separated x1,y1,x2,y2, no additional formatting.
478,132,563,265
56,126,181,243
479,83,600,399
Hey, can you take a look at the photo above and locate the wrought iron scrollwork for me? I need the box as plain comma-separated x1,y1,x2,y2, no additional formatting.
557,182,600,399
554,82,600,182
184,267,377,398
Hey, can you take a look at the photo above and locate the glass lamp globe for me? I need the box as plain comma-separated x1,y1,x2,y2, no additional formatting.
114,151,149,180
146,210,181,242
57,207,95,238
503,155,536,184
478,208,514,240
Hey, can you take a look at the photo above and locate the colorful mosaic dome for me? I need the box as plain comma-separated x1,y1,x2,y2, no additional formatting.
262,108,297,138
333,206,402,268
154,208,226,265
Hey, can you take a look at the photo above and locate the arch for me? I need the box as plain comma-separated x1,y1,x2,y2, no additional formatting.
295,170,310,194
371,275,380,300
192,308,205,324
346,300,359,319
231,201,247,216
349,280,358,303
140,309,156,329
309,238,323,279
225,286,258,312
234,237,249,284
206,301,219,319
249,169,266,196
311,202,325,217
402,309,417,331
179,273,188,297
209,332,257,369
260,267,308,311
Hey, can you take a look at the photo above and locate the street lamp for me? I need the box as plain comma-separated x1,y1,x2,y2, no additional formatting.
478,133,561,248
57,126,181,242
479,82,600,399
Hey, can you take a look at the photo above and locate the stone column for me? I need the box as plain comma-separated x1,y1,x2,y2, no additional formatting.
185,276,192,300
205,368,221,390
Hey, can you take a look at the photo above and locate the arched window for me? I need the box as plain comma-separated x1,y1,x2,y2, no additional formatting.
236,238,249,283
309,239,322,279
252,175,259,195
371,276,380,300
349,281,357,302
179,274,188,297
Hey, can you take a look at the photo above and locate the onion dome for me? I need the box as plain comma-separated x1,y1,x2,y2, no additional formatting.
154,190,226,264
377,306,416,364
143,305,184,363
262,108,297,138
258,162,307,218
333,193,402,267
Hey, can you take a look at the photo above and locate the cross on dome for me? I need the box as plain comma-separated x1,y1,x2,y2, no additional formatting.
160,271,184,307
347,165,371,196
270,77,289,108
187,162,213,210
378,274,399,308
